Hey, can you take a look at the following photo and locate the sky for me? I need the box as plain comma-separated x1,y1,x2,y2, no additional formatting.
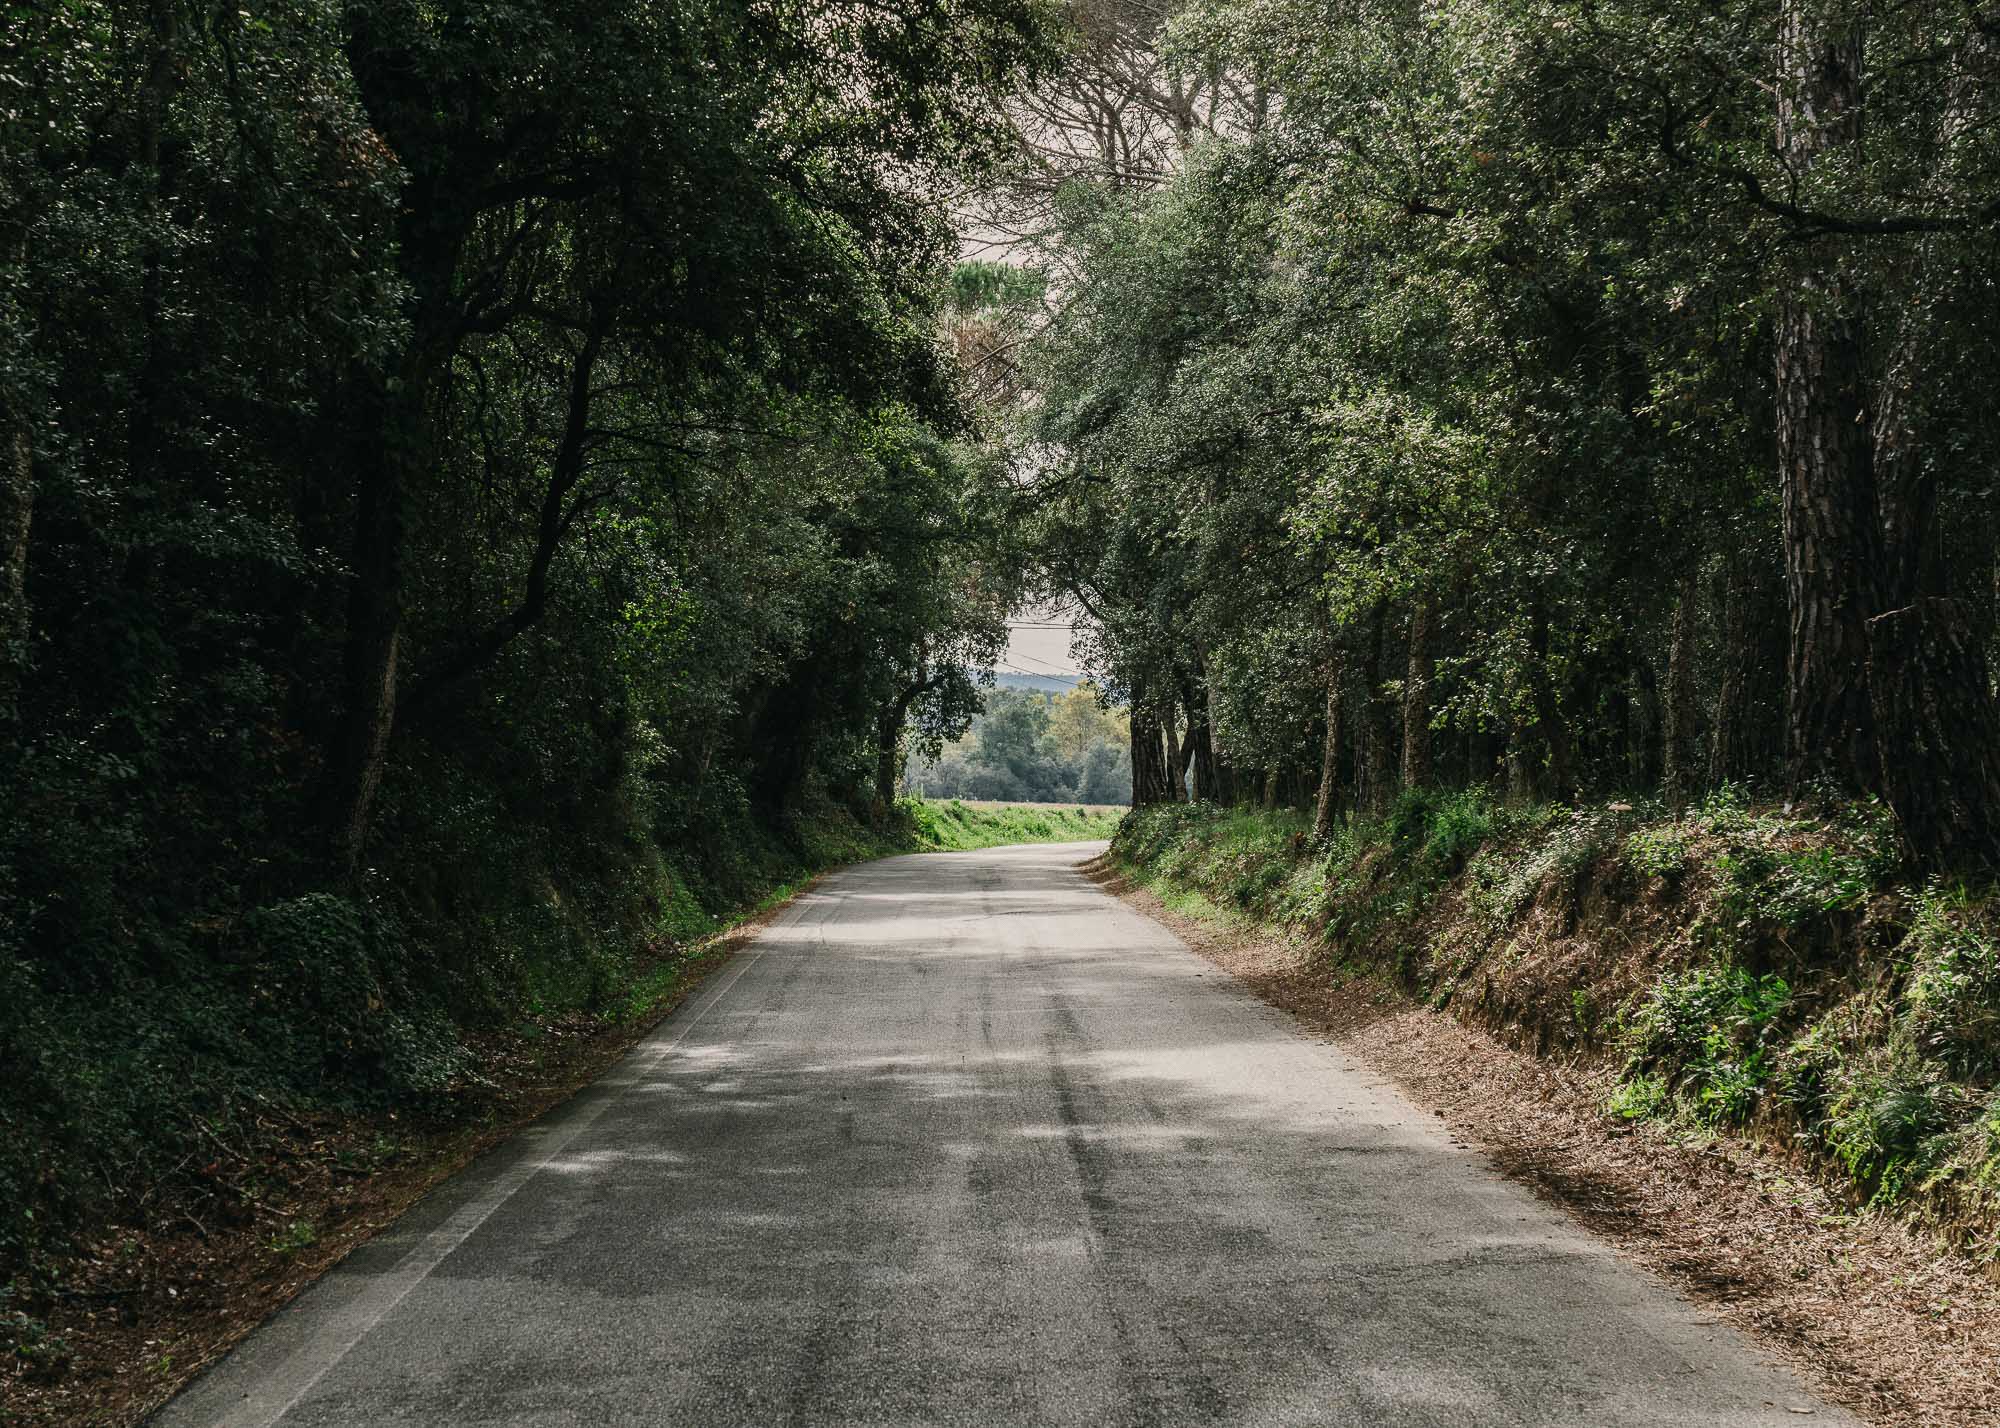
998,599,1083,680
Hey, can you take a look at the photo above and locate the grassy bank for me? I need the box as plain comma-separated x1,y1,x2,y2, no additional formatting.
905,798,1122,850
1,795,1118,1406
1113,794,2000,1263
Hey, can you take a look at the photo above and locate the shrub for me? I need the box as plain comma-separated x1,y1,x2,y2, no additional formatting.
1820,1051,1967,1204
1903,879,2000,1078
1621,964,1792,1125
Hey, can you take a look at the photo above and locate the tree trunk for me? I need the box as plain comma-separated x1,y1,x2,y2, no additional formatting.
1632,658,1663,790
1311,650,1346,843
0,420,28,714
1130,704,1165,806
1856,28,2000,863
1775,4,1879,794
402,322,606,723
1867,599,2000,868
874,710,901,817
1511,606,1571,804
1349,603,1395,815
1664,571,1700,813
1191,642,1230,803
1531,607,1574,801
1185,689,1217,802
326,23,483,878
326,408,412,880
1710,552,1784,787
1400,598,1433,790
1159,696,1183,802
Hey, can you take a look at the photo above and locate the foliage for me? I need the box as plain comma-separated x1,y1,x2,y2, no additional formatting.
0,0,1057,1290
1622,966,1793,1125
907,682,1133,804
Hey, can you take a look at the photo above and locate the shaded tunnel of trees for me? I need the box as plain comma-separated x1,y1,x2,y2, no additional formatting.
9,0,2000,1288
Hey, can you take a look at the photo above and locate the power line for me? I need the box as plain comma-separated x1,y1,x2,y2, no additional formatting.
1003,648,1075,673
992,663,1085,685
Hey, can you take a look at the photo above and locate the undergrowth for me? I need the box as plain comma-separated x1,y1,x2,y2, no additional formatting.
1113,790,2000,1261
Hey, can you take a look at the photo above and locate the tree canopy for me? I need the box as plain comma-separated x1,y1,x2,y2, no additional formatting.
1000,0,2000,866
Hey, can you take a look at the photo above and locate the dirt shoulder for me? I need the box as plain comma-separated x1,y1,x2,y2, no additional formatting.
1087,859,2000,1428
3,887,813,1428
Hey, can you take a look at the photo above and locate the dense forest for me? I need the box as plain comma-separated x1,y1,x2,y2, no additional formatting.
0,0,1056,1285
991,0,2000,868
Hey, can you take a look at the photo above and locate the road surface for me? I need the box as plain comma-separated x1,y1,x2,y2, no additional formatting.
157,842,1854,1427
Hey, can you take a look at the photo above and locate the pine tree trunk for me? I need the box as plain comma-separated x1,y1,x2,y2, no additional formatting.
1664,572,1700,813
1775,3,1879,793
1400,598,1433,790
1867,599,2000,867
0,420,29,714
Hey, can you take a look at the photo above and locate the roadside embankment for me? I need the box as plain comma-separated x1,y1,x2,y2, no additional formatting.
1104,795,2000,1426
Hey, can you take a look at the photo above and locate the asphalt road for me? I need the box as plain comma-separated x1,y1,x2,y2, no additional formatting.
156,841,1855,1428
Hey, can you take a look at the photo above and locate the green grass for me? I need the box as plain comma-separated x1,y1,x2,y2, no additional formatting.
901,797,1124,851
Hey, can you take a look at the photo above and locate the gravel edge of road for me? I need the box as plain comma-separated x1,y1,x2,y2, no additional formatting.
1086,858,2000,1428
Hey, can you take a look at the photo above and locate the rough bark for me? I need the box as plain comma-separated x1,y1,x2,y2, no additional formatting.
1130,704,1166,806
1775,4,1878,793
0,421,29,712
1184,686,1217,802
1311,650,1346,843
1663,571,1700,814
1867,599,2000,868
1400,598,1433,790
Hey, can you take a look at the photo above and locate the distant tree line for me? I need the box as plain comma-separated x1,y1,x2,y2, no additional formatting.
993,0,2000,867
907,682,1133,805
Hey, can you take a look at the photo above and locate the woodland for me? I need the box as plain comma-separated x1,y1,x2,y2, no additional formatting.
0,0,1052,1293
9,0,2000,1384
998,1,2000,862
